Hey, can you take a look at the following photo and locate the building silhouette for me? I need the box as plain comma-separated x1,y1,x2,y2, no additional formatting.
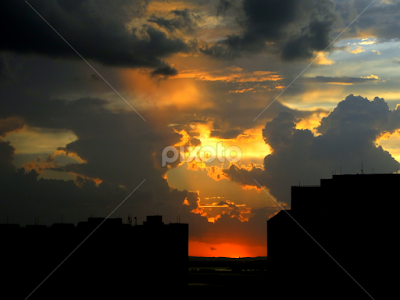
267,174,398,299
1,215,188,299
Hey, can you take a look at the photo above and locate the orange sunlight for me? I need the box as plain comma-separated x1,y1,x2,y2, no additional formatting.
189,240,266,258
174,123,270,166
118,69,214,110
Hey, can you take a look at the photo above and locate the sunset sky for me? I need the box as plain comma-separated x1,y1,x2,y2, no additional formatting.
2,0,400,257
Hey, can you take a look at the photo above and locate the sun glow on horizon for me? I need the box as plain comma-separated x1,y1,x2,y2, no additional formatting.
189,240,266,258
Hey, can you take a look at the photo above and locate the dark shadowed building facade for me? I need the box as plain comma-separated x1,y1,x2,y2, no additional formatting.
1,215,188,299
267,174,398,299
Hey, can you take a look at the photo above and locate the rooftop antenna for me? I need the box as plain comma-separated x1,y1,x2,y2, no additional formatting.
361,161,364,174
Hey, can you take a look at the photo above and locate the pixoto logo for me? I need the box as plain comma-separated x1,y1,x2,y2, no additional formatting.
162,142,242,167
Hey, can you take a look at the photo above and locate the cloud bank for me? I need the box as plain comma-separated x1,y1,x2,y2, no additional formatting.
222,94,400,204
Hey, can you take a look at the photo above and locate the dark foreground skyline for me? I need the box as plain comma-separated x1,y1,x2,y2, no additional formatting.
267,173,399,299
1,172,398,299
1,215,188,299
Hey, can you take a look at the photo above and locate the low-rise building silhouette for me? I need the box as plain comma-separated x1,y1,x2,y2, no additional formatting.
1,215,188,299
267,174,398,299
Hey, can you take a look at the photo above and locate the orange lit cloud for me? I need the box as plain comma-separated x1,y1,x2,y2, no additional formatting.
168,122,269,174
174,66,283,83
23,148,86,174
229,87,255,94
206,165,229,181
359,38,376,45
147,1,197,14
361,74,379,80
376,130,400,162
22,149,100,187
314,51,334,65
190,195,252,223
295,110,329,134
349,46,365,54
118,69,214,110
54,148,86,164
23,154,59,174
74,174,103,187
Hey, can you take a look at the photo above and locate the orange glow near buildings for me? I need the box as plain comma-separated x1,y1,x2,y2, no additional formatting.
189,240,266,258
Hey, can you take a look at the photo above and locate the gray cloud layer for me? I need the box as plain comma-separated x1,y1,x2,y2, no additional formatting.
202,0,336,61
1,0,190,74
303,76,378,84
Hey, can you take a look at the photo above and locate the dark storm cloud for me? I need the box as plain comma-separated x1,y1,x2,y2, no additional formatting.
0,142,189,227
151,65,179,77
0,140,16,176
334,0,400,41
0,117,25,137
190,138,202,146
216,0,233,16
280,19,334,61
317,94,400,135
209,129,242,139
1,0,189,71
148,8,199,34
0,93,195,225
222,95,400,205
303,76,379,84
1,95,180,188
201,0,336,61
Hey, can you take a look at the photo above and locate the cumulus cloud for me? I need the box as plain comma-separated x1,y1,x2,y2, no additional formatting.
221,95,400,205
201,0,336,61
